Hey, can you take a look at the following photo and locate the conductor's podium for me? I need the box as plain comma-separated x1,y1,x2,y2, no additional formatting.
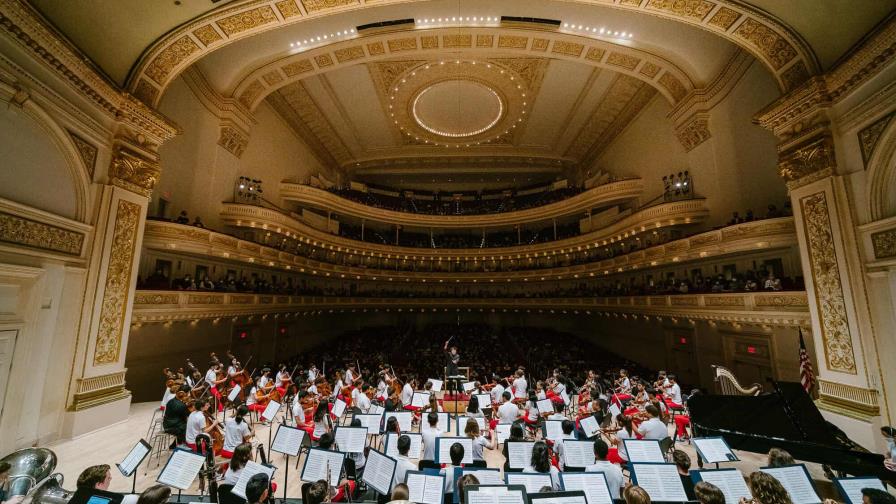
441,392,470,414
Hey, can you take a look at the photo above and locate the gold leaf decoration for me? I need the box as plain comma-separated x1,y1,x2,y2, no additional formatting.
216,6,278,37
0,212,84,255
145,36,200,84
734,18,798,70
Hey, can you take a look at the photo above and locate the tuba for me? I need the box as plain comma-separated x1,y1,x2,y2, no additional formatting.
0,448,74,504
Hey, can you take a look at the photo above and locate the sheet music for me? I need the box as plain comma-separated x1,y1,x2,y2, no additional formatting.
335,426,368,453
362,449,397,495
385,411,414,432
579,416,600,438
270,424,304,457
406,472,446,504
261,400,281,422
560,473,614,504
623,440,665,463
695,469,752,504
760,466,821,504
496,424,512,443
608,403,621,418
385,432,423,460
458,415,486,431
467,486,527,504
332,398,347,418
561,440,594,468
227,385,242,403
429,379,444,392
835,477,886,504
354,413,384,433
411,392,431,408
437,437,474,464
630,463,688,502
231,461,275,499
530,495,587,504
117,440,151,477
543,420,566,442
505,472,554,494
476,394,492,409
693,437,738,463
461,469,504,486
437,412,451,433
301,448,345,483
156,449,206,490
463,382,476,392
369,405,385,415
537,399,554,415
507,442,535,469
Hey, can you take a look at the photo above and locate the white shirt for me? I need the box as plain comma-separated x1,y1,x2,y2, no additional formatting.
667,383,682,404
227,366,237,377
259,375,270,388
586,461,624,499
313,419,329,438
616,429,632,461
470,435,489,460
401,383,413,405
205,369,217,388
522,465,561,490
356,393,371,413
346,369,355,383
440,465,457,494
275,371,287,387
186,411,206,444
497,401,520,424
161,388,174,407
351,387,360,404
513,377,528,399
246,387,257,406
376,380,387,397
223,418,250,452
393,455,416,488
490,384,505,404
223,466,242,486
421,426,442,461
307,369,318,382
639,417,668,440
307,384,318,395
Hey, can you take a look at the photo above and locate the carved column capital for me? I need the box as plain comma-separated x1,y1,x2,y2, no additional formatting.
109,138,161,197
218,122,250,158
674,115,712,152
778,133,836,190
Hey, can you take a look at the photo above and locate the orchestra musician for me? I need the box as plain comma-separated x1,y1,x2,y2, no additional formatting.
185,398,220,452
274,364,290,397
162,385,190,445
511,370,528,402
204,362,228,412
221,405,254,459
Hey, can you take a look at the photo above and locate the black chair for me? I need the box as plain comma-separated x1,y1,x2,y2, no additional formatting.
217,484,245,504
659,436,675,460
418,459,441,470
344,458,357,480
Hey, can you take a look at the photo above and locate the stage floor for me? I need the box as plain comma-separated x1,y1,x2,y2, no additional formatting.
42,401,838,500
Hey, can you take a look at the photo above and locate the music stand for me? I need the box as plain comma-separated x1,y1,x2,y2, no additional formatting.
445,374,466,423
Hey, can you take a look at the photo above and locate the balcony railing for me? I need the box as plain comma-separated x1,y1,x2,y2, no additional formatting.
131,290,809,326
280,178,645,228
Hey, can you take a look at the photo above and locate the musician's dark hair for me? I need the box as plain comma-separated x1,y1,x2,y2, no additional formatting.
554,401,564,413
457,475,480,504
592,439,609,460
391,483,409,501
136,484,171,504
193,398,207,410
245,473,269,504
231,443,252,471
668,374,677,382
386,416,400,434
313,400,328,422
76,464,110,489
766,448,794,467
748,471,793,504
530,441,551,473
617,414,633,435
622,485,650,504
427,412,439,426
467,395,479,412
502,391,512,401
449,442,465,465
235,404,249,424
350,418,362,427
397,434,411,455
509,423,525,441
306,480,328,504
861,488,896,504
694,482,725,504
645,404,660,418
672,449,691,471
561,420,574,434
318,432,335,450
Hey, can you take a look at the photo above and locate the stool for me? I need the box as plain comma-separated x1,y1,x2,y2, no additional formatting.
149,431,177,468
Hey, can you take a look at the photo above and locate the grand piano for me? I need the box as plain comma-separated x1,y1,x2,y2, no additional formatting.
687,379,894,484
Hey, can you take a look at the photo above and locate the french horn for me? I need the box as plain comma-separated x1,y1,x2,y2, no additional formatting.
0,448,74,504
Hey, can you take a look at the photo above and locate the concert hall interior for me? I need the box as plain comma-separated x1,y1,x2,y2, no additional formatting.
2,0,896,502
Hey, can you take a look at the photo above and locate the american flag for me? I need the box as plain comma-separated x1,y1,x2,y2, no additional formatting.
799,328,816,394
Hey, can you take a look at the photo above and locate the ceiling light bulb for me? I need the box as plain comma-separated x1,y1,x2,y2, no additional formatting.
629,33,634,38
350,28,355,33
578,25,583,29
563,23,569,27
621,31,626,37
600,28,605,33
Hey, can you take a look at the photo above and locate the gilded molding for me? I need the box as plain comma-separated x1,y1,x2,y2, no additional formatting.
733,18,797,70
93,200,141,366
0,211,85,256
800,192,857,374
109,143,161,197
858,112,894,166
218,124,249,158
871,229,896,259
71,371,130,411
216,6,278,37
817,379,879,417
675,115,711,152
67,131,98,178
778,134,835,185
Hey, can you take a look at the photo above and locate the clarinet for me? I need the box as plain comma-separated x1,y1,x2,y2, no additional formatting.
196,433,218,502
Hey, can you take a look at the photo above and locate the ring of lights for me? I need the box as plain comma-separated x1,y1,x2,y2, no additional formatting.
386,59,532,148
411,80,504,138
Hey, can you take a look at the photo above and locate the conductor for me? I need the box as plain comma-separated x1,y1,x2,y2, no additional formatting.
444,338,460,378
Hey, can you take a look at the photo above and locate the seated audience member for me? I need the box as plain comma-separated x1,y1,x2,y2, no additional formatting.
136,485,171,504
862,488,896,504
585,439,623,499
304,481,329,504
389,483,409,502
245,473,269,504
623,485,652,504
175,211,189,224
766,448,795,468
456,475,480,504
746,471,793,504
693,482,724,504
523,441,561,491
672,450,696,500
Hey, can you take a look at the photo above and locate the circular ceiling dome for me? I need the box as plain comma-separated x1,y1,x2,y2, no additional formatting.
412,79,503,138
